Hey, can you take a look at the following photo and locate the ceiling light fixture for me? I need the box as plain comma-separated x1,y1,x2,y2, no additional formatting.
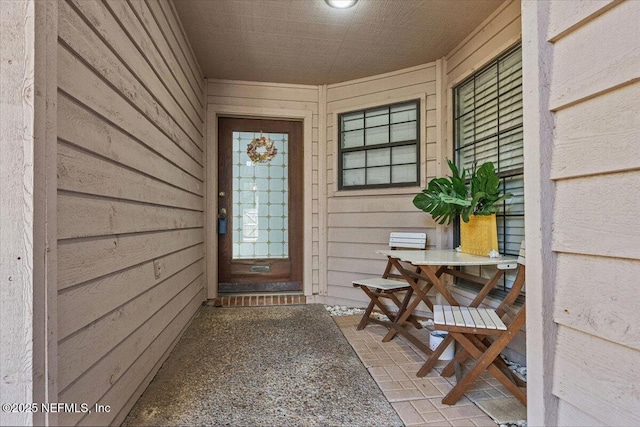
325,0,358,9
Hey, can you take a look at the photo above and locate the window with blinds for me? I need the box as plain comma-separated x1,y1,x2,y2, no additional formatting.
338,100,420,190
453,45,524,293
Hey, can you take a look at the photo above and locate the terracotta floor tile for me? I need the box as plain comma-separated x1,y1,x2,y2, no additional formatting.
413,379,444,398
484,388,507,398
370,357,404,367
418,411,448,424
384,388,426,402
429,376,453,385
417,417,451,426
428,396,472,410
400,362,427,375
449,417,478,426
410,398,439,414
463,390,495,401
385,366,411,381
440,404,487,420
378,380,406,392
471,415,499,426
391,401,424,425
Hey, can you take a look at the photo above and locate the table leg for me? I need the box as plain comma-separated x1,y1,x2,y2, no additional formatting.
381,259,436,343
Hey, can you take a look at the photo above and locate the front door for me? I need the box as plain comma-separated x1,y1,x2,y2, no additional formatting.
217,118,303,293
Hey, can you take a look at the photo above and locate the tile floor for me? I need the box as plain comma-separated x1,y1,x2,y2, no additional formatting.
333,315,516,427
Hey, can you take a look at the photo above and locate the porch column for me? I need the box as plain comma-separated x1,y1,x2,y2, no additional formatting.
0,1,58,425
521,1,559,425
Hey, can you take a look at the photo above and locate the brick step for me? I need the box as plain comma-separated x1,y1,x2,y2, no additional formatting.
206,293,306,307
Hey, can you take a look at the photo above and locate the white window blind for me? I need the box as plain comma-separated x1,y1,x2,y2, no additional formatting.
454,45,524,292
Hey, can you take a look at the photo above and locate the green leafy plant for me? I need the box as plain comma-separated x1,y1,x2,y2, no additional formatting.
413,160,512,225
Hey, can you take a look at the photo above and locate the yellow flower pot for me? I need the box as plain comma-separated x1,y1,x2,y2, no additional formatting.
460,214,499,256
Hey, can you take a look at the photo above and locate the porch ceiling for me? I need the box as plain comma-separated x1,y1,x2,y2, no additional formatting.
173,0,505,85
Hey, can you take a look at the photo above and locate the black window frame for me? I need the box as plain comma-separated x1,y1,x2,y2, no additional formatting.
338,99,421,190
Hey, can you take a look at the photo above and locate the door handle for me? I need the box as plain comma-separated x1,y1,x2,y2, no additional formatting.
218,208,228,234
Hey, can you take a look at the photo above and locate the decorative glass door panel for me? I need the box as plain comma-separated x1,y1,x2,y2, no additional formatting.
218,118,303,293
232,132,289,260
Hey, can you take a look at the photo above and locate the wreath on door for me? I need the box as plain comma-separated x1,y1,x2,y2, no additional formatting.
246,135,278,164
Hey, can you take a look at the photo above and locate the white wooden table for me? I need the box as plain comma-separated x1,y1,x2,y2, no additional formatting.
375,249,518,375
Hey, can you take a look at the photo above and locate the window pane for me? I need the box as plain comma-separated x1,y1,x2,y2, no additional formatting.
392,164,416,183
501,176,524,215
456,113,475,146
365,107,389,127
458,144,475,172
391,103,417,123
499,89,523,130
499,49,522,93
392,145,416,165
474,135,498,166
343,168,365,186
365,126,389,145
341,112,364,131
391,122,416,142
342,129,364,148
457,80,475,117
475,65,498,106
474,98,498,140
367,148,390,167
499,128,524,172
367,166,390,185
498,216,524,255
343,151,365,169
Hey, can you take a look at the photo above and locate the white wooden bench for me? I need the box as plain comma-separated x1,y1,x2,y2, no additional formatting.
352,232,427,333
433,305,507,332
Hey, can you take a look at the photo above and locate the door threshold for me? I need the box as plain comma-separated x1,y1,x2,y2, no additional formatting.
206,293,306,308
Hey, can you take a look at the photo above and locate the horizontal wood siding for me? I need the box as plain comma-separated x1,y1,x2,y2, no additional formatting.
56,1,205,425
552,326,640,426
207,80,320,293
546,0,640,424
446,0,521,86
325,64,438,308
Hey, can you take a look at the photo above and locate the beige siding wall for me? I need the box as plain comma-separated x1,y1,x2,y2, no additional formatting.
206,80,320,295
524,0,640,424
56,1,205,424
324,64,441,307
548,0,639,424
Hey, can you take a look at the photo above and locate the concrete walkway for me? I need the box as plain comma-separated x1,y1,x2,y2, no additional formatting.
124,305,402,426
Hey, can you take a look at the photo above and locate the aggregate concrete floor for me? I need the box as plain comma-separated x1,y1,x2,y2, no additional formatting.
124,304,402,426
